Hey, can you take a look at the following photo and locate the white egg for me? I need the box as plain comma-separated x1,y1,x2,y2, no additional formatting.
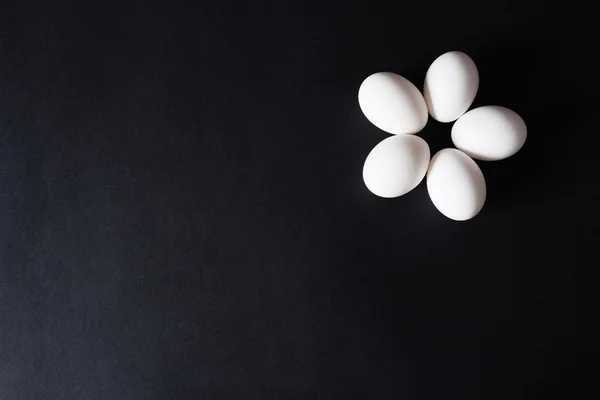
451,106,527,161
358,72,428,135
363,135,430,198
423,51,479,123
427,149,486,221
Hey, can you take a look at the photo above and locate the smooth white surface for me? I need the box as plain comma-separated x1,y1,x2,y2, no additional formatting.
358,72,428,135
451,106,527,161
363,135,430,198
427,149,486,221
423,51,479,123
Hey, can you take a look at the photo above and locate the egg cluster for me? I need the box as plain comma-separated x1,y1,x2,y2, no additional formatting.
359,51,527,221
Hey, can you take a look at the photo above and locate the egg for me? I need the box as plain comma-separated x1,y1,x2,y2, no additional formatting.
427,149,486,221
451,106,527,161
363,135,430,198
423,51,479,123
358,72,428,135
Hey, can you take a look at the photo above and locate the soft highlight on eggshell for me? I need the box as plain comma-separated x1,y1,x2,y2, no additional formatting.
363,135,430,198
358,72,428,135
451,106,527,161
426,149,486,221
423,51,479,123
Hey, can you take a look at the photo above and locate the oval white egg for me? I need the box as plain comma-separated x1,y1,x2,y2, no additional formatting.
363,135,430,198
358,72,428,135
451,106,527,161
427,149,486,221
423,51,479,123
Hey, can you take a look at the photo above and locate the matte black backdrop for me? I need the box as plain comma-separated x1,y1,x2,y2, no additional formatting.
0,1,586,399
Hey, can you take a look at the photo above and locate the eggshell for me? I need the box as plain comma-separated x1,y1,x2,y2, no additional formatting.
426,149,486,221
451,106,527,161
363,135,430,198
358,72,428,135
423,51,479,123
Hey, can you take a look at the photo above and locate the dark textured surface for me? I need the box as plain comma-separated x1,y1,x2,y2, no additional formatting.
0,1,586,399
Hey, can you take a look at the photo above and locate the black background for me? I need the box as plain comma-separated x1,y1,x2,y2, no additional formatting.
0,1,586,399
